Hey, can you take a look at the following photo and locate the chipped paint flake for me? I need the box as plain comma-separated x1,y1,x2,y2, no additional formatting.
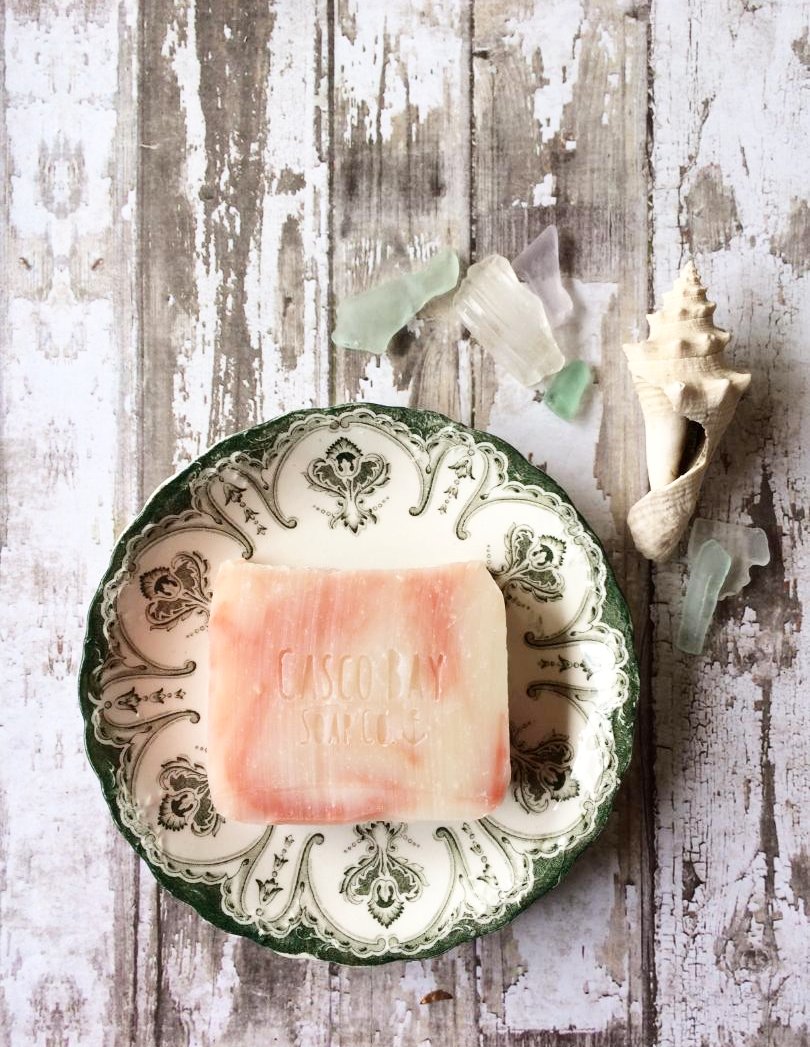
336,0,463,143
503,0,585,143
532,173,557,207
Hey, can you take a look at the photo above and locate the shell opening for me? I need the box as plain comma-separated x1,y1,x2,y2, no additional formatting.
677,419,706,478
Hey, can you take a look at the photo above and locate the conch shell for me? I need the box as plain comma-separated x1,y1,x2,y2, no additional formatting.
623,261,751,562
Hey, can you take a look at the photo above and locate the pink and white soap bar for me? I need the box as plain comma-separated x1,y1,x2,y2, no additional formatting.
207,560,510,824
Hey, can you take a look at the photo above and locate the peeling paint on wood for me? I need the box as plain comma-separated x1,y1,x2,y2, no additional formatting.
685,163,742,254
326,6,483,1041
3,0,809,1044
651,0,810,1043
331,0,470,419
0,2,141,1046
472,2,652,1042
770,198,810,276
139,2,335,1044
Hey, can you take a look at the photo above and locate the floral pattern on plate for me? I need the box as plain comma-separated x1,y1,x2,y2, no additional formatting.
79,404,638,964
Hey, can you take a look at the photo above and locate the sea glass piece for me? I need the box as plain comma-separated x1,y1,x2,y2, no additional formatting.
544,360,593,420
207,559,510,824
332,247,460,354
454,254,565,387
687,519,770,599
676,539,732,655
513,226,574,329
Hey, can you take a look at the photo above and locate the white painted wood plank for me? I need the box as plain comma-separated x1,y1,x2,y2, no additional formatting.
651,1,810,1042
331,0,471,421
0,2,140,1044
138,2,334,1043
328,5,484,1042
142,0,331,487
471,3,652,1041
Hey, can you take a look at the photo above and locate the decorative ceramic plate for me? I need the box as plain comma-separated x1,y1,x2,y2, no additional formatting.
80,404,638,964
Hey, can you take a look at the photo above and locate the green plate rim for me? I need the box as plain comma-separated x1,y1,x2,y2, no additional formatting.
78,402,639,965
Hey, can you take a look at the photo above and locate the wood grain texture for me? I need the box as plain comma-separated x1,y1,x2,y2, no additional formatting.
0,2,140,1045
471,2,653,1042
331,0,470,418
139,1,332,1043
3,0,809,1044
328,4,482,1042
650,1,810,1044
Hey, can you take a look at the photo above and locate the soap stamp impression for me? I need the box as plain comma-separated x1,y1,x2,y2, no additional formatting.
275,648,446,748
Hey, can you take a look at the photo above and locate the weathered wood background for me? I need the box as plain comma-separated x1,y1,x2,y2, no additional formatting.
2,0,808,1043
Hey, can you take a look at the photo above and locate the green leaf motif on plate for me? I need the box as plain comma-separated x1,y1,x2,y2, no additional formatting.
510,724,580,815
340,822,425,927
493,524,566,603
257,834,295,906
437,449,476,514
305,437,390,532
80,404,639,964
114,686,186,713
139,551,212,630
156,755,224,837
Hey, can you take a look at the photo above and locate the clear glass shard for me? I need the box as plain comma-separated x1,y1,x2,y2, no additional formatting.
544,360,593,421
332,247,460,354
687,519,770,599
453,254,565,387
512,226,574,329
676,539,732,655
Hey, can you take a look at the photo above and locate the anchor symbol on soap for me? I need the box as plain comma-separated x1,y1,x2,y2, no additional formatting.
401,708,428,746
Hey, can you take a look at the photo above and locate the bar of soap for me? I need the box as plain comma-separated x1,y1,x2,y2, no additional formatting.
207,560,510,824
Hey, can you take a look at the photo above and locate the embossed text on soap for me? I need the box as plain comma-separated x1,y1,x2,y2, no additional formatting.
277,648,446,704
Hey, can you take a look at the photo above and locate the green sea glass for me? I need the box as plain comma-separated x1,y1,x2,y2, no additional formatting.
676,539,732,655
544,360,592,420
332,248,460,354
687,518,770,599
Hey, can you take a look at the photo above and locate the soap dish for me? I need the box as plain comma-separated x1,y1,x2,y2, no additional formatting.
79,403,638,964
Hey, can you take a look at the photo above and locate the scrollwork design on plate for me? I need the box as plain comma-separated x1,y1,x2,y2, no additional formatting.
156,755,224,837
306,437,391,532
190,450,296,556
139,551,212,630
340,823,425,927
80,403,638,963
113,685,186,713
268,407,430,528
492,524,567,603
510,723,580,815
256,834,295,906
